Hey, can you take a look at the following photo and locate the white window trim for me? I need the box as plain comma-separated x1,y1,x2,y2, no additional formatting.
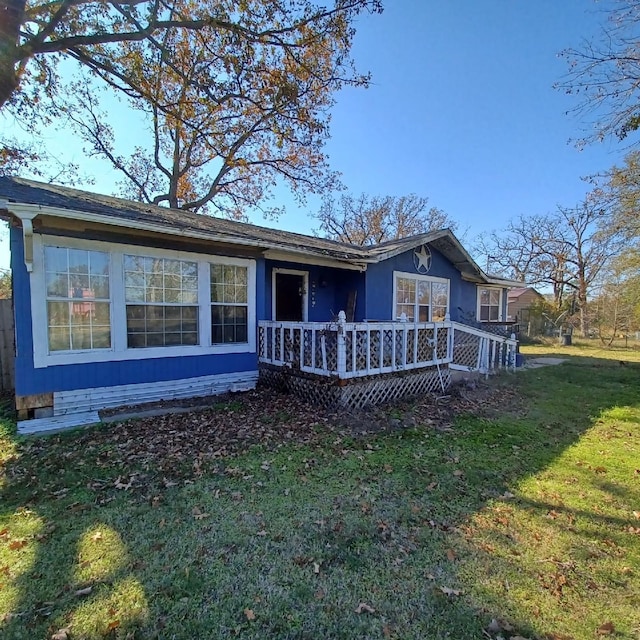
476,286,503,322
392,270,450,321
31,234,257,368
271,267,309,322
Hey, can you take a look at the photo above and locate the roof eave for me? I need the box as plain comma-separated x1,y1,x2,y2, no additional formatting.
3,201,369,270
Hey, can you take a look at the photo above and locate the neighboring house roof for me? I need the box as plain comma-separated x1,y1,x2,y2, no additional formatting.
0,176,518,286
507,287,543,301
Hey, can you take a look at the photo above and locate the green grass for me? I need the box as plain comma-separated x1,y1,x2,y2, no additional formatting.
521,336,640,365
1,359,640,639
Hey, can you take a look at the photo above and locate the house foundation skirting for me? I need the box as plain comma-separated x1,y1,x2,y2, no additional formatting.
17,371,259,435
258,365,451,411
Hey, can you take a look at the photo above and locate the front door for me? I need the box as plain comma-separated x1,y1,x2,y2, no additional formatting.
274,270,307,321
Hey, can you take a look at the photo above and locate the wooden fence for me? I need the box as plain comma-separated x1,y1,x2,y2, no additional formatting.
0,298,15,391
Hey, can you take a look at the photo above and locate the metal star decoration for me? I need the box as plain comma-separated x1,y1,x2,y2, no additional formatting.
413,245,432,273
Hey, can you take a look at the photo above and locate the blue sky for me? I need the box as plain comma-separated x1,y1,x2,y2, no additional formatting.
0,0,628,268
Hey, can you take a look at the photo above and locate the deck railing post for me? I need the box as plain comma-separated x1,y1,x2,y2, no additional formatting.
337,310,347,378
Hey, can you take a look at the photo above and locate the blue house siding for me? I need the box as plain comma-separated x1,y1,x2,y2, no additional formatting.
363,245,469,321
264,260,365,322
12,228,264,398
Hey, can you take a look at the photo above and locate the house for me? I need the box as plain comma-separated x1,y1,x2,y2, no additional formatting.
507,287,544,322
0,177,520,434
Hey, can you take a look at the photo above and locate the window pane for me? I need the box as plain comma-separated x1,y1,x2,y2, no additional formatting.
418,305,429,322
489,290,500,305
396,304,414,320
44,247,68,273
432,306,447,322
164,259,181,275
90,275,109,299
89,252,109,275
46,272,68,297
48,326,70,352
432,283,448,307
68,249,89,274
92,327,111,349
480,306,489,321
211,264,223,284
93,302,110,324
489,306,499,321
480,288,490,305
418,281,430,305
48,301,69,326
235,284,247,304
182,262,197,278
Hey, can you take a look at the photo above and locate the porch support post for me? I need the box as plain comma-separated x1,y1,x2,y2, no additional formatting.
337,310,347,378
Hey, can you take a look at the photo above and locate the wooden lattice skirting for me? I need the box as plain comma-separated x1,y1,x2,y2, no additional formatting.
258,364,451,411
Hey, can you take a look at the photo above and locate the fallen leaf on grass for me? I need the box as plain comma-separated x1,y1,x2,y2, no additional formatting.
244,608,256,621
50,627,71,640
8,540,27,551
633,510,640,519
114,475,135,490
192,507,210,520
446,548,456,561
106,619,120,631
90,531,103,542
596,621,615,635
355,602,375,614
74,586,93,597
0,528,8,538
440,586,462,596
593,466,607,474
453,469,464,477
313,562,321,574
256,530,267,537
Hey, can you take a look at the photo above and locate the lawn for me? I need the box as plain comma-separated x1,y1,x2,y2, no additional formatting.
1,349,639,639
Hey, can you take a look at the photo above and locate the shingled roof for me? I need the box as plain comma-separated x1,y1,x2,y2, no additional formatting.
0,176,517,285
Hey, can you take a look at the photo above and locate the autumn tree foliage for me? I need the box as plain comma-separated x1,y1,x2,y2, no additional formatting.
314,193,456,246
0,0,382,215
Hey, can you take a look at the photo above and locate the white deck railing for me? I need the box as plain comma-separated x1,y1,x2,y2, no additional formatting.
449,321,517,374
258,312,517,379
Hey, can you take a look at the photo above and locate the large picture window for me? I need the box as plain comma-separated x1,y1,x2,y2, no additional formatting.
124,255,199,348
478,287,501,321
210,264,248,344
33,236,256,367
394,273,449,321
44,246,111,351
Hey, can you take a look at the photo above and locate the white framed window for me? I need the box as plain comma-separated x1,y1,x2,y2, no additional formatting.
44,246,111,351
124,255,199,348
210,264,248,344
30,235,256,368
393,271,449,321
477,287,502,321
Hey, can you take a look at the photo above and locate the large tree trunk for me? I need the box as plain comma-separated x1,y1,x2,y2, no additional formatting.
0,0,25,109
